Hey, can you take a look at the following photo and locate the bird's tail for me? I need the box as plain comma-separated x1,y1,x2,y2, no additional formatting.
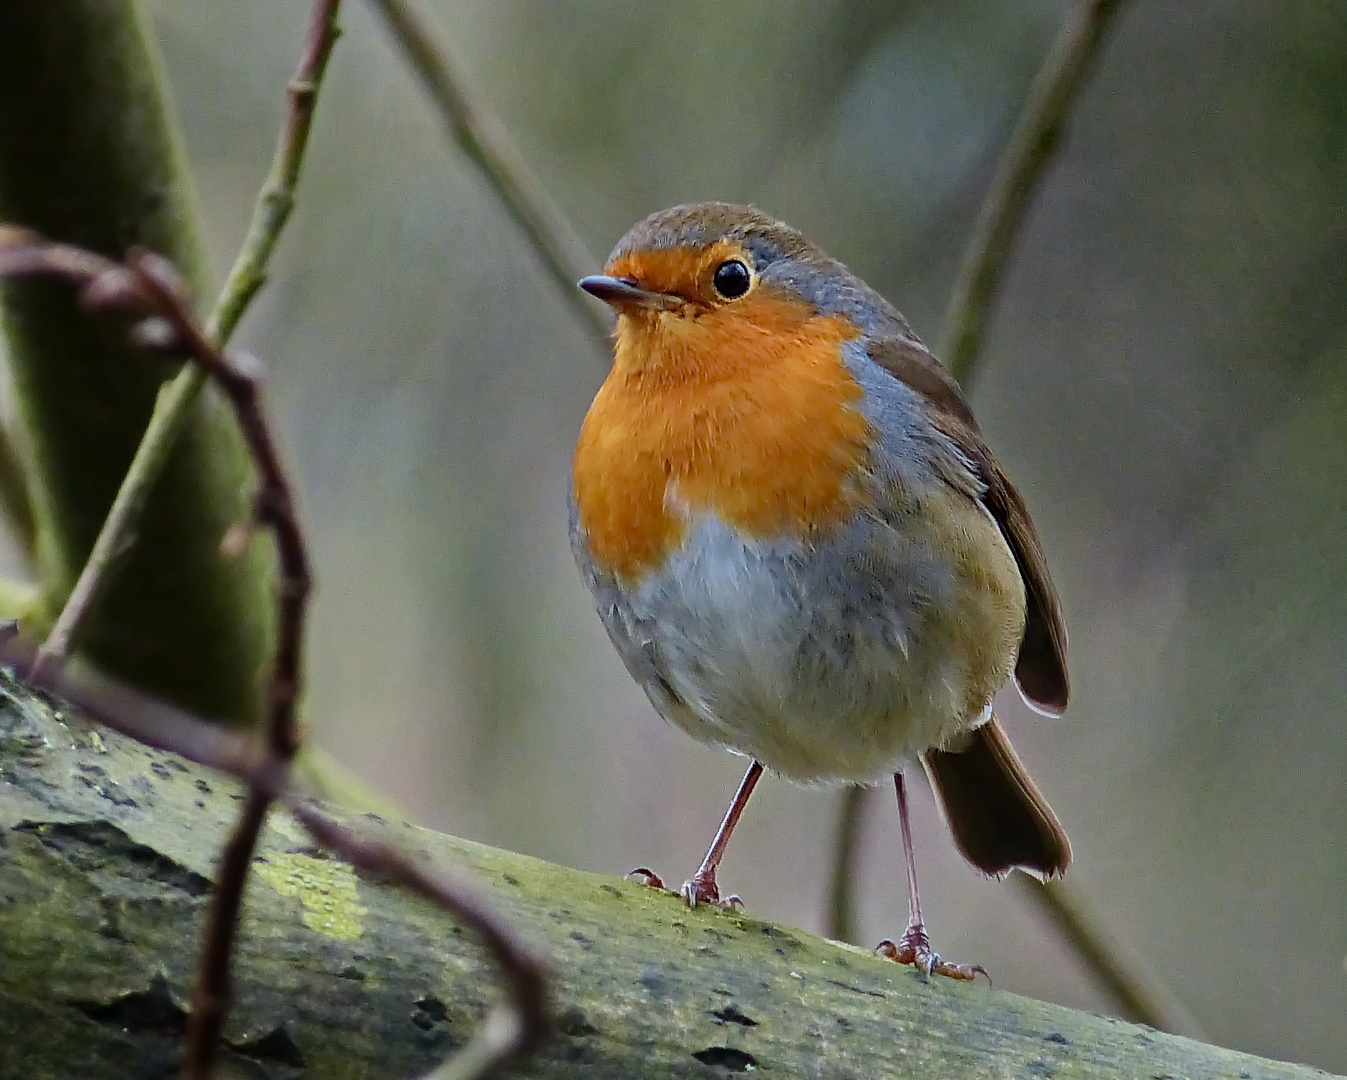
922,714,1071,879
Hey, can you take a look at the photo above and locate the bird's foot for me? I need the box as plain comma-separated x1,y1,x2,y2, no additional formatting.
626,866,741,909
681,866,743,910
876,923,987,982
626,867,668,890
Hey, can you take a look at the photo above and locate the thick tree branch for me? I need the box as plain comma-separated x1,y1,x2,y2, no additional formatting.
0,677,1330,1080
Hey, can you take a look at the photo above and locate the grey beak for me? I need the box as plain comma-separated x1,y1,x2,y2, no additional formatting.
578,275,681,311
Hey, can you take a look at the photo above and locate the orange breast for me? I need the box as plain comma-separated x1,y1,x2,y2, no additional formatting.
573,295,872,582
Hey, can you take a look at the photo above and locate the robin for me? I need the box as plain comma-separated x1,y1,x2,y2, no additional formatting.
571,202,1070,979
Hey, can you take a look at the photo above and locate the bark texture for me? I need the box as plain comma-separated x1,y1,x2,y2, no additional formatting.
0,676,1334,1080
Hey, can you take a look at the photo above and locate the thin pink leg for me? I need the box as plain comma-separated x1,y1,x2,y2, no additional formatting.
683,760,763,907
876,772,987,981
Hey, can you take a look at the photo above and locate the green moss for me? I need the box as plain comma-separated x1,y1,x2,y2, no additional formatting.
255,852,368,941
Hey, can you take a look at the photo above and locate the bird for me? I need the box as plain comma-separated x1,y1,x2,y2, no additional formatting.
570,202,1070,979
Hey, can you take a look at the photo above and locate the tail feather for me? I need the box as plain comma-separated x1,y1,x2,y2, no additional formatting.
922,715,1071,879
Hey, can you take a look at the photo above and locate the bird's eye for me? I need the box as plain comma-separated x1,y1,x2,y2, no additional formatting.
712,259,752,300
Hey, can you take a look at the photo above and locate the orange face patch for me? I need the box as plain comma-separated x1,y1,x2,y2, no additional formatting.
606,241,747,310
573,256,872,581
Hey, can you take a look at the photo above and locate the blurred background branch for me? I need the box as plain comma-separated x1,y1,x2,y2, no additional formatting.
33,0,344,682
0,0,274,724
365,0,610,352
940,0,1125,387
822,0,1204,1041
0,422,35,570
827,786,868,946
1012,873,1207,1039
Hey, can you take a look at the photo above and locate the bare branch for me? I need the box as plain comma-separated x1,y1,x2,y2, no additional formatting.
1012,873,1208,1040
0,226,551,1079
120,247,311,1078
940,0,1126,386
292,802,552,1080
0,629,278,789
362,0,611,353
33,0,344,677
207,0,344,343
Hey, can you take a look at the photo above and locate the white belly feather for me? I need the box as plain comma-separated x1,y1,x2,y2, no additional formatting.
607,502,1023,784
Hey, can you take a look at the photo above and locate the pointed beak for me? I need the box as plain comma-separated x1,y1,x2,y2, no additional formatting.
578,274,681,312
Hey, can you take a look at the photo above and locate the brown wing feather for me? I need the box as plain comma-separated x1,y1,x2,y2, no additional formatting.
865,336,975,426
923,715,1071,877
867,337,1069,714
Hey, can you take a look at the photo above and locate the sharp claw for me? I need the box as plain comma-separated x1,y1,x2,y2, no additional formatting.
680,872,742,910
875,925,987,982
627,867,667,890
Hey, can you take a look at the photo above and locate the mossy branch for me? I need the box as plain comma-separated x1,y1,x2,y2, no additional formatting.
0,677,1330,1080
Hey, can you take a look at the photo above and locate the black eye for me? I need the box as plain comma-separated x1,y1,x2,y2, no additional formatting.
712,259,752,300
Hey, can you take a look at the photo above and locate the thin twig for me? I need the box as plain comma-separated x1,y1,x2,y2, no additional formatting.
824,786,869,943
0,629,551,1079
1012,874,1207,1039
121,1,344,1058
362,0,611,352
0,419,35,564
0,229,552,1080
124,250,311,1079
206,1,344,344
0,226,306,1078
829,0,1183,1031
187,790,271,1072
32,0,344,677
940,0,1125,386
0,630,279,789
129,254,311,760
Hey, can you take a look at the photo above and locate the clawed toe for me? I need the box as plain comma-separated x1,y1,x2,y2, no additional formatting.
681,869,743,910
626,867,668,890
626,867,743,909
876,925,988,983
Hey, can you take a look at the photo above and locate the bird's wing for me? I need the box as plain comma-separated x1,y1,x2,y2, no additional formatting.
866,337,1069,715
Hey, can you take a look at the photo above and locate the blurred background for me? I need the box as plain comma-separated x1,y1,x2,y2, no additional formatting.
73,0,1347,1070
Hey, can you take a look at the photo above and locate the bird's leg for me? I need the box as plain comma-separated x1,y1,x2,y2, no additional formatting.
876,771,987,981
680,760,763,908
